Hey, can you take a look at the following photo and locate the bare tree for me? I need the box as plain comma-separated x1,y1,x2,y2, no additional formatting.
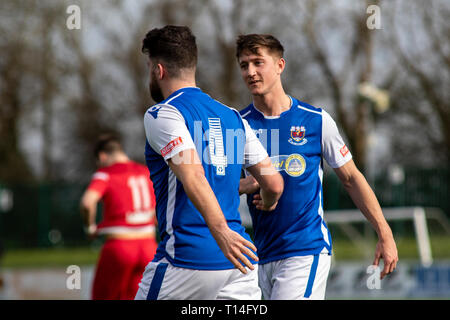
299,0,389,173
201,0,287,108
388,0,450,166
202,0,246,106
2,0,447,185
61,27,119,179
0,1,43,183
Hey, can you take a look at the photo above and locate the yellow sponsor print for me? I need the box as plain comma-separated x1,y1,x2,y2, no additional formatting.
272,159,285,171
284,154,306,177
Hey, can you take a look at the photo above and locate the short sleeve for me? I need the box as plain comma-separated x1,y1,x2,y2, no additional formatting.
144,104,196,160
242,118,269,168
87,171,109,196
322,110,352,168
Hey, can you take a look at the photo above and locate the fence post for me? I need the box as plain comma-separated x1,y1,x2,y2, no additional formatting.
413,207,433,267
37,183,51,247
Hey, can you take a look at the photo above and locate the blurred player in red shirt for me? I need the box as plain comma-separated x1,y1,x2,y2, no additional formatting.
80,134,157,300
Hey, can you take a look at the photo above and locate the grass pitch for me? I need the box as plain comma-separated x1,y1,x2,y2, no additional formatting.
1,236,449,269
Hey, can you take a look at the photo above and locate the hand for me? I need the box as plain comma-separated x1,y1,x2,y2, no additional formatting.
239,176,260,195
252,193,278,211
213,227,258,274
373,236,398,280
84,224,97,240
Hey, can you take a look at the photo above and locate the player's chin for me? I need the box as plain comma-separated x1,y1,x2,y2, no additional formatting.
249,87,265,96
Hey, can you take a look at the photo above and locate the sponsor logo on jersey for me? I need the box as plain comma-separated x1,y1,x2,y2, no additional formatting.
161,137,183,157
285,154,306,176
340,144,349,157
147,105,162,119
270,154,306,177
270,155,285,172
288,125,308,146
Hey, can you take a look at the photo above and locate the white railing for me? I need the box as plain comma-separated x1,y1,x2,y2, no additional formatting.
239,194,450,267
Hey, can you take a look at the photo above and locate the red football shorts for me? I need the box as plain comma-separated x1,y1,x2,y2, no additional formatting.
92,237,157,300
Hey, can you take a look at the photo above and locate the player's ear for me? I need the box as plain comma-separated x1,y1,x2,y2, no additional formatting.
97,152,107,167
155,63,165,80
277,57,285,75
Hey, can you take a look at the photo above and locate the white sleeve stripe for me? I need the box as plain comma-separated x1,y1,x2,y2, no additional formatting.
165,92,184,104
92,172,109,181
241,110,251,118
297,105,322,115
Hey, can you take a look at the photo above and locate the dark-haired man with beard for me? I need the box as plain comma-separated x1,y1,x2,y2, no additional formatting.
134,26,284,300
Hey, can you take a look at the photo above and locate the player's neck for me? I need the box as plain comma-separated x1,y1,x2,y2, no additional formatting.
163,81,197,98
110,153,130,165
162,73,197,99
252,88,291,117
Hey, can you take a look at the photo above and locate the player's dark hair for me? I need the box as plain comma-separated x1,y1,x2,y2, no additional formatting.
141,25,197,78
94,134,123,159
235,34,284,60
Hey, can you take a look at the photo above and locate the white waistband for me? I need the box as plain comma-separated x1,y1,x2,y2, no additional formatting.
97,225,155,235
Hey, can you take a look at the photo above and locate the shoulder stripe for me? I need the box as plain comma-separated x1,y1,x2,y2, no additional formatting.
297,105,322,115
165,92,184,105
92,172,109,181
241,110,251,118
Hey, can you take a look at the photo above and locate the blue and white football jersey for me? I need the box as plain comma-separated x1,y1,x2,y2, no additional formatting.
144,87,267,270
240,96,352,264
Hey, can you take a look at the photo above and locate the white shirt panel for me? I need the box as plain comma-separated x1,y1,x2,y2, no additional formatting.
321,110,352,168
242,118,269,168
144,104,196,160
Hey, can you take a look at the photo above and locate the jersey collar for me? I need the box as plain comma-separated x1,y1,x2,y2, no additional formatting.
164,87,201,102
252,95,296,119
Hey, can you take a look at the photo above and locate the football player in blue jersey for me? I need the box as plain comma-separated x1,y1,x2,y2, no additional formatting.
134,26,284,300
236,34,398,300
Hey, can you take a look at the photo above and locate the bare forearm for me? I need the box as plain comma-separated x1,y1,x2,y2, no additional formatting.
343,172,392,239
179,169,259,272
246,158,284,209
80,191,100,228
239,176,259,195
80,204,96,227
335,161,398,278
181,171,228,233
259,187,280,208
167,146,258,273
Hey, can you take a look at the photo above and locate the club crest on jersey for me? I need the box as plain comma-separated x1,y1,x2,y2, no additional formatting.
288,126,307,146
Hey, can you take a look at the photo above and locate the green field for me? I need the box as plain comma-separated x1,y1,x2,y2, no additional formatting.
1,236,449,269
1,246,101,269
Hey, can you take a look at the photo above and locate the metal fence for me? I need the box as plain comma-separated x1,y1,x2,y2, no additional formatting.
0,183,89,248
0,167,448,249
323,167,450,213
